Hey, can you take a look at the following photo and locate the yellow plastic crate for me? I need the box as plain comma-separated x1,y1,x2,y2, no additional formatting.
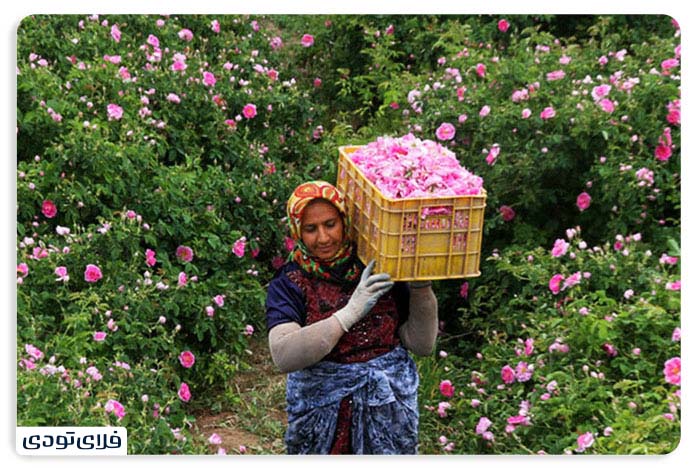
336,145,487,281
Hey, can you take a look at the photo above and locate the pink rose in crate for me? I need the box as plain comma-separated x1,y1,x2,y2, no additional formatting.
348,134,483,200
498,19,510,32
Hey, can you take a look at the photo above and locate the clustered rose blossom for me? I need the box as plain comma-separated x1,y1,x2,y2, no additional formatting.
107,103,124,120
178,351,196,368
551,238,569,257
202,71,216,87
233,236,247,257
439,380,455,398
350,134,483,199
176,245,194,263
42,199,57,218
105,399,126,420
475,417,494,440
576,432,595,452
242,103,257,119
84,264,103,283
655,127,673,162
300,34,314,47
664,357,681,385
576,192,592,211
178,382,191,402
435,122,455,141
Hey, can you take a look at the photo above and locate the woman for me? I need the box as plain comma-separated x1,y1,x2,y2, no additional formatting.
265,180,438,454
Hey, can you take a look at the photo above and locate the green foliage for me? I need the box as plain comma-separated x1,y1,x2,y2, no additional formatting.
17,14,680,454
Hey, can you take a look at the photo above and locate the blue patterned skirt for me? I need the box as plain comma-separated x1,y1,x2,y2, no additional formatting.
284,346,419,454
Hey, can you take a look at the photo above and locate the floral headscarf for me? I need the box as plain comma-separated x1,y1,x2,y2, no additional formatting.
286,181,360,282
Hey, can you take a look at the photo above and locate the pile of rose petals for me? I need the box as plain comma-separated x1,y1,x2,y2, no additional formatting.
350,133,483,199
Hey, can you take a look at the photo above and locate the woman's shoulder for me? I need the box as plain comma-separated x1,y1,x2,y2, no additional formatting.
271,260,301,280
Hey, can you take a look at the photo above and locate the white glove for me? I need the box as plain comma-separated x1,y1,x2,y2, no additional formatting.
333,260,394,332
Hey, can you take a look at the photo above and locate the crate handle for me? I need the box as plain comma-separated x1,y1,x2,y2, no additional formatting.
420,206,452,219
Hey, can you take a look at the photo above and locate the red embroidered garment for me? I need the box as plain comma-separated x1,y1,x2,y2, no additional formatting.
286,269,407,453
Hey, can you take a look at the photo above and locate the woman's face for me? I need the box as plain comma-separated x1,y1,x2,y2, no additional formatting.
300,200,345,260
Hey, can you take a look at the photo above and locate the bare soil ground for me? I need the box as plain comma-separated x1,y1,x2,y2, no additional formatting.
192,336,287,455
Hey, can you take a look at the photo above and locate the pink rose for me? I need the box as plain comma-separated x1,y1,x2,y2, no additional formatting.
178,29,193,41
439,380,455,398
42,199,57,218
107,103,124,120
591,84,611,101
105,399,126,420
551,239,569,257
655,144,672,162
499,205,515,221
540,107,556,120
501,365,515,384
475,417,492,435
176,245,194,263
661,58,679,73
110,24,121,42
576,192,592,211
178,382,192,402
521,108,531,119
301,34,314,47
475,63,486,78
497,19,510,32
664,357,681,385
667,109,680,125
146,34,159,48
242,103,257,119
233,237,247,257
178,351,196,369
598,98,615,113
84,264,103,283
549,274,564,295
93,331,107,342
459,281,469,299
435,122,456,141
546,70,565,81
145,249,157,267
202,71,216,87
577,432,595,452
